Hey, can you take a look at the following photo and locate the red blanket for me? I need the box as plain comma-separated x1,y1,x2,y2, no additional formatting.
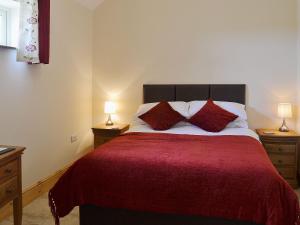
49,133,300,225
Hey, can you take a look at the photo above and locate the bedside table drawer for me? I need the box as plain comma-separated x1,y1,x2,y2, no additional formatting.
94,137,112,148
0,160,18,184
269,154,295,166
285,179,298,189
264,143,296,154
0,177,18,206
276,167,296,179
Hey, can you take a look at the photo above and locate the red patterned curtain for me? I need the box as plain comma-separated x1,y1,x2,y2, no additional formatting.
38,0,50,64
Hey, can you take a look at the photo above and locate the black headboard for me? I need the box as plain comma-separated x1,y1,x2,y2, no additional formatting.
143,84,246,104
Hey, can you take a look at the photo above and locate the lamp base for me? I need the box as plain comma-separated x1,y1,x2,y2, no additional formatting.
105,114,114,126
279,119,289,132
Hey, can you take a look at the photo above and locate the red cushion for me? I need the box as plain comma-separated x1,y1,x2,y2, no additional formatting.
139,101,185,130
188,99,238,132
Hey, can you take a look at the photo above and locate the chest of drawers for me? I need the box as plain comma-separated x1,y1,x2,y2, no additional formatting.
0,147,25,225
92,124,130,149
256,129,299,189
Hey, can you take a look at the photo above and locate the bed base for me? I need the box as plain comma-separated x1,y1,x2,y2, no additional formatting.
80,205,260,225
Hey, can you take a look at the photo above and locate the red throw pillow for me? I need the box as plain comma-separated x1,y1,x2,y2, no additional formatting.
188,99,238,132
139,101,185,130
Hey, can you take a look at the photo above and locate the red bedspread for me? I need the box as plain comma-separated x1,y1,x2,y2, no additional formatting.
49,132,300,225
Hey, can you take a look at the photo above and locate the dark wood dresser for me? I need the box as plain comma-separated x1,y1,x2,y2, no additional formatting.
92,124,129,149
0,146,25,225
256,129,299,189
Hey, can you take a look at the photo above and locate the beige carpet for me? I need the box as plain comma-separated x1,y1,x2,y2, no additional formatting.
0,194,78,225
1,190,300,225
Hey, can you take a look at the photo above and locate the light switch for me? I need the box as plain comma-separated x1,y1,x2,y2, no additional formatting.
71,135,78,143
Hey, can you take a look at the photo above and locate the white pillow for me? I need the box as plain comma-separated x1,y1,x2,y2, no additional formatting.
214,101,248,128
132,102,190,127
188,101,206,118
188,100,248,128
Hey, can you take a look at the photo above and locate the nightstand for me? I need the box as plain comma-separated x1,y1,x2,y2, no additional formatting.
0,146,25,225
256,129,299,189
92,124,130,149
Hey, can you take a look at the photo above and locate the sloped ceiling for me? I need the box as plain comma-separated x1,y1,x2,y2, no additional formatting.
75,0,104,10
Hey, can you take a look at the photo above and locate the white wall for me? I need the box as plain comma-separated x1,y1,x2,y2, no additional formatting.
0,0,93,189
93,0,298,130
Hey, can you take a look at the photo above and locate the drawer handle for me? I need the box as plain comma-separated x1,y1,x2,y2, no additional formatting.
278,148,283,152
4,169,12,174
6,189,12,194
278,160,283,164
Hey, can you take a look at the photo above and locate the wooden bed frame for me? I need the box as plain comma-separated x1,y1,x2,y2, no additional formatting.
80,84,260,225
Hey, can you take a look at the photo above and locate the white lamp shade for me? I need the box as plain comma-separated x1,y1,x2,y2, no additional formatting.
104,101,116,114
278,103,292,118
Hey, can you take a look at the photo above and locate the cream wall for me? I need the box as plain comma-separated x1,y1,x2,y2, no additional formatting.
0,0,93,188
93,0,298,130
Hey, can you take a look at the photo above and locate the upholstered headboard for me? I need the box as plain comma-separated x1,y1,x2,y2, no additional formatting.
143,84,246,104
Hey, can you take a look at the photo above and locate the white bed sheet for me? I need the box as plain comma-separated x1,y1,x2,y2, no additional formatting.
126,124,259,140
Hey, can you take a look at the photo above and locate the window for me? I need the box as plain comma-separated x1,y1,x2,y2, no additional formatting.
0,0,50,63
0,0,20,48
0,7,8,46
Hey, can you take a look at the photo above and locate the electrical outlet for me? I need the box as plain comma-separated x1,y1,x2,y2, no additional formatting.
71,135,78,143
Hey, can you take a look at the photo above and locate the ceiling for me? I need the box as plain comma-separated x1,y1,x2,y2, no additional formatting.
75,0,105,10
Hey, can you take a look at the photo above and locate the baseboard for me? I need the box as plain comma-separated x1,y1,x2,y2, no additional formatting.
0,163,71,221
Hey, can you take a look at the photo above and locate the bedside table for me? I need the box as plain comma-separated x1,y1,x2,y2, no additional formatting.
92,124,130,148
0,146,25,225
256,129,299,189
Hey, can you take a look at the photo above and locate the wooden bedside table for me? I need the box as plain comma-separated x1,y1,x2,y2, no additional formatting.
92,124,130,149
0,146,25,225
256,129,299,189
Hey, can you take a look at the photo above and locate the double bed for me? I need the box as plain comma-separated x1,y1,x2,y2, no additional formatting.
49,84,300,225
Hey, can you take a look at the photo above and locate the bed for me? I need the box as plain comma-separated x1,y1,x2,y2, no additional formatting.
49,84,300,225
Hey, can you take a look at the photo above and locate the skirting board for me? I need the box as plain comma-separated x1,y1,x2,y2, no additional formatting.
0,164,71,221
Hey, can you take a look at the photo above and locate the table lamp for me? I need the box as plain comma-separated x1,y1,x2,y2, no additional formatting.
278,103,292,132
104,101,116,126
